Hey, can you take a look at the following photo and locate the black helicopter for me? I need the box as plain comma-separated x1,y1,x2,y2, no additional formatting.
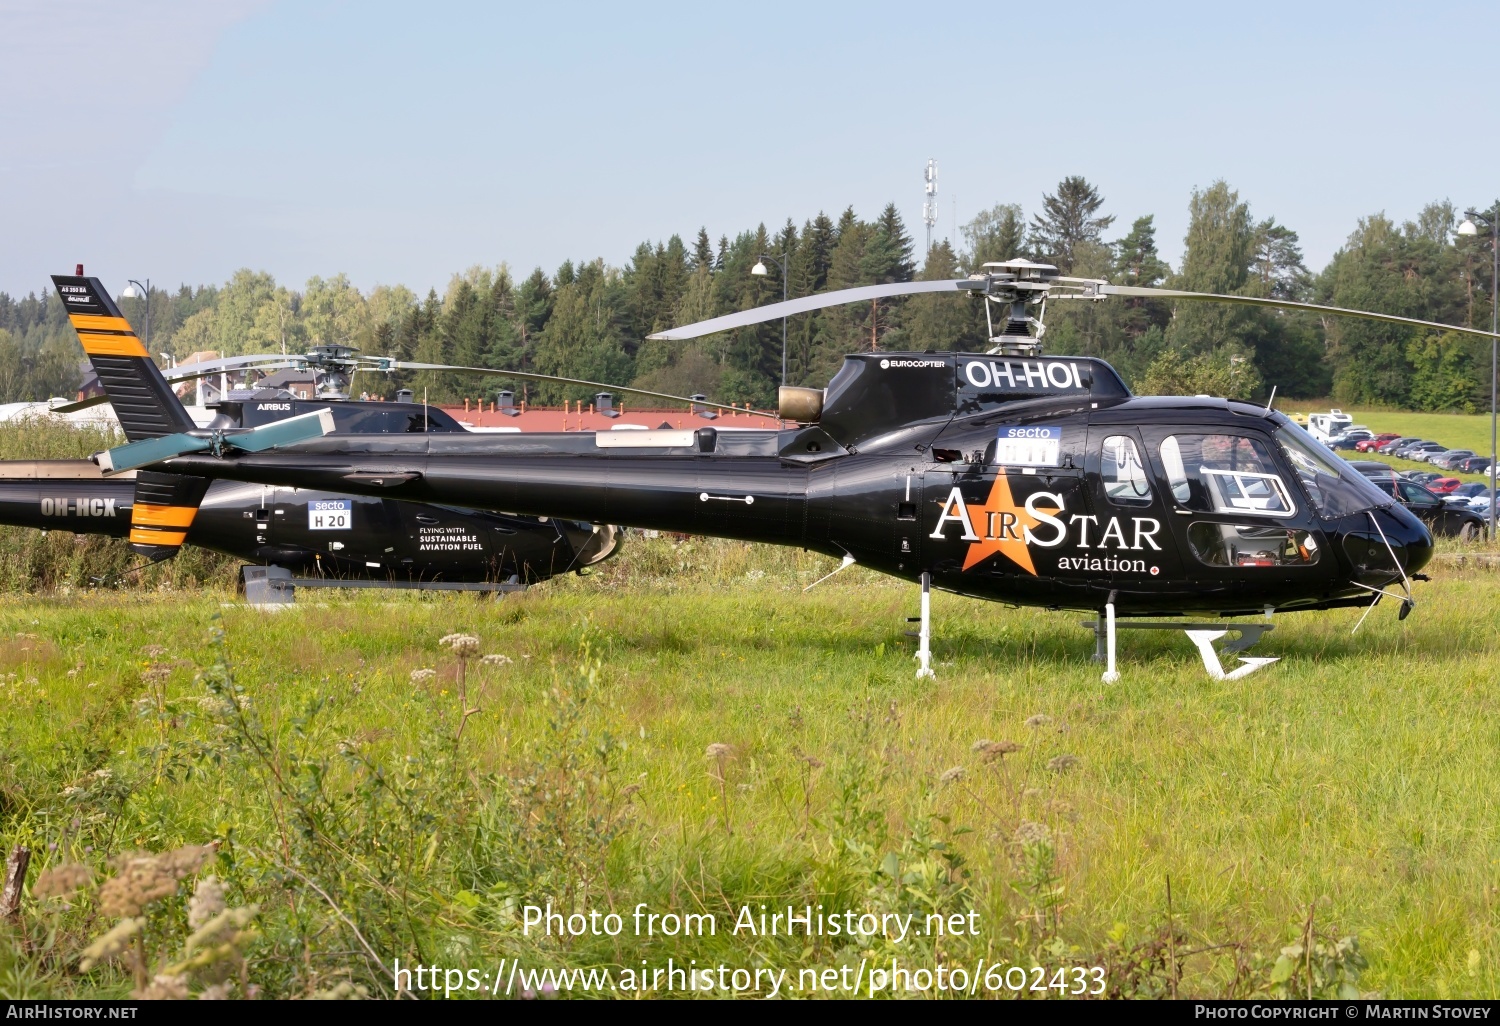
23,278,622,589
0,457,618,586
55,261,1499,680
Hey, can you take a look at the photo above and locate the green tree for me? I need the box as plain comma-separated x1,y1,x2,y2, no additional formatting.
0,329,24,401
1317,210,1469,406
1030,177,1114,273
1408,330,1485,412
905,240,981,351
302,273,371,349
691,227,714,271
530,260,633,403
962,203,1026,269
1250,219,1311,300
1140,347,1262,400
1166,181,1255,355
248,287,303,357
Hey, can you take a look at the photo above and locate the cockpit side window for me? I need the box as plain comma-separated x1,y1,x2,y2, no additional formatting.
1273,422,1393,518
1101,435,1153,506
1157,434,1295,517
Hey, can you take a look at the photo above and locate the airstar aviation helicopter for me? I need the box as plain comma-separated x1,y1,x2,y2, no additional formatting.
55,261,1498,680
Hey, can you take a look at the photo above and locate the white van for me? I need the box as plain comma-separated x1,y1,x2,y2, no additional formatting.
1306,409,1354,443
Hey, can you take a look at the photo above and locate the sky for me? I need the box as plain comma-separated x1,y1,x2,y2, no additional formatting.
2,0,1498,300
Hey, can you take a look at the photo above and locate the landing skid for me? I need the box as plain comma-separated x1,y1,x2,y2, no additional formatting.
1080,615,1279,683
242,565,526,607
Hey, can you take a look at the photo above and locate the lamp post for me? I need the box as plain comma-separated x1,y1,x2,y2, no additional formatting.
1457,207,1499,541
750,253,788,387
120,279,150,351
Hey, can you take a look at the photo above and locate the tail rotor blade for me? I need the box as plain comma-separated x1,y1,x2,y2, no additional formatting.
97,433,212,475
230,408,336,452
97,407,335,474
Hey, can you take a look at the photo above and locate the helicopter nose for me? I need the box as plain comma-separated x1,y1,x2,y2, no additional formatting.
1372,503,1434,577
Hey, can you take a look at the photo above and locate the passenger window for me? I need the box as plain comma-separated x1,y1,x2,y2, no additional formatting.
1101,435,1152,506
1158,434,1295,517
1187,523,1320,567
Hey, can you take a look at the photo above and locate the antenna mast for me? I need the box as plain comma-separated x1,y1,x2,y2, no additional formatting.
922,159,938,255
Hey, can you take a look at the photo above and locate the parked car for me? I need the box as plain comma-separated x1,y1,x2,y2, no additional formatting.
1399,470,1443,484
1400,441,1448,461
1350,461,1401,486
1330,430,1374,450
1430,449,1476,469
1385,479,1489,540
1457,456,1493,474
1379,436,1422,455
1428,477,1463,494
1357,433,1401,452
1451,483,1489,500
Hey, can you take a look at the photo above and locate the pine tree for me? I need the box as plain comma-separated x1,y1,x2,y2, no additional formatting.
827,208,867,289
905,240,981,351
517,268,554,342
1030,177,1114,273
1110,215,1172,345
1115,216,1169,288
1250,219,1311,300
799,212,836,294
860,203,915,284
531,259,632,403
691,227,714,271
823,209,877,358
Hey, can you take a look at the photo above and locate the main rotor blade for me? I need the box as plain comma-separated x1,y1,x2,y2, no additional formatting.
392,362,779,419
646,280,974,340
166,353,298,376
1098,285,1500,342
46,394,111,414
167,362,296,383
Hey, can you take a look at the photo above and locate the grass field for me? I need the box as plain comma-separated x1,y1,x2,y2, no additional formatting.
1,536,1498,999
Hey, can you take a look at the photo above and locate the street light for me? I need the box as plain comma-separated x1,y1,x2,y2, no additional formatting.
1457,207,1498,541
750,253,788,387
119,279,150,351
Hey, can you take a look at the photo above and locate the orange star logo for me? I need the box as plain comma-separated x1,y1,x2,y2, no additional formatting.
960,475,1061,575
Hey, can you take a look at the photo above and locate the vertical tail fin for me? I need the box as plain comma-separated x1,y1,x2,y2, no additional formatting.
128,471,210,560
51,273,196,442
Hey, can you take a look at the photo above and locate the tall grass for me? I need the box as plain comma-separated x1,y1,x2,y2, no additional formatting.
0,421,242,592
0,533,1494,998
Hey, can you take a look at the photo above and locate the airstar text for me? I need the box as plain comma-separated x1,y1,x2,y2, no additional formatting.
929,487,1162,551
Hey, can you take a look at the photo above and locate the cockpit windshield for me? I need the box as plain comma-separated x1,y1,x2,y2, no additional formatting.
1273,417,1392,518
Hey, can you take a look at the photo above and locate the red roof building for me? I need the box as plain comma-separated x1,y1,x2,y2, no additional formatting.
439,397,779,432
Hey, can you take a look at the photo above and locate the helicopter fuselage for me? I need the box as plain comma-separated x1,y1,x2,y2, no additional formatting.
154,354,1433,617
0,461,612,583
